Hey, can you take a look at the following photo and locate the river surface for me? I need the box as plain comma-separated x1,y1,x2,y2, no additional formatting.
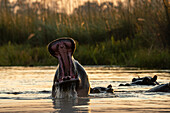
0,66,170,112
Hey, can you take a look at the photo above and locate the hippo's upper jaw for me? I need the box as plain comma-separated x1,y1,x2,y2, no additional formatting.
48,38,78,84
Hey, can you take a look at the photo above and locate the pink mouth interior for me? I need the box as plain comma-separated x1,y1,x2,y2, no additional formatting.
51,40,76,83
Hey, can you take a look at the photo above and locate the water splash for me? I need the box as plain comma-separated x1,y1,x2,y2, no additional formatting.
53,82,78,99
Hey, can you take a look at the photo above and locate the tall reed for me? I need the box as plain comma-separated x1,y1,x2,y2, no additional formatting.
0,0,168,46
0,0,169,68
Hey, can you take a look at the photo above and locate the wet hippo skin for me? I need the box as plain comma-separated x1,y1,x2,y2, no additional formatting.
90,84,114,93
119,75,159,86
147,83,170,92
48,38,90,98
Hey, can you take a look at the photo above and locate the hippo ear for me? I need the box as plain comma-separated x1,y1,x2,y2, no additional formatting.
132,78,136,82
107,84,112,88
151,75,157,82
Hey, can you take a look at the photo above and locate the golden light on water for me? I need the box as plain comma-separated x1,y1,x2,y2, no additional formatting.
0,66,170,112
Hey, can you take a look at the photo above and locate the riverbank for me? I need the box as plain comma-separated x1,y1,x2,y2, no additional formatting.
0,38,169,69
0,0,169,69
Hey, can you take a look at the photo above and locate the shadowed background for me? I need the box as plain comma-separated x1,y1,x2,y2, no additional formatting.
0,0,169,68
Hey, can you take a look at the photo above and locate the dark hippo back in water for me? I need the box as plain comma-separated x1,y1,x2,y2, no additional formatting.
119,75,159,86
147,83,170,92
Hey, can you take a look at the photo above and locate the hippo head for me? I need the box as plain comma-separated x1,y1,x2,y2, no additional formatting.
48,38,78,87
142,75,158,85
132,75,158,85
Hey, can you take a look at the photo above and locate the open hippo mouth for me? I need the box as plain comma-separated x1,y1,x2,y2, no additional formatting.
48,38,78,85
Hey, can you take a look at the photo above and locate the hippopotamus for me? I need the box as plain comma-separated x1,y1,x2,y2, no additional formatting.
90,84,114,93
48,38,90,98
147,82,170,92
119,75,159,86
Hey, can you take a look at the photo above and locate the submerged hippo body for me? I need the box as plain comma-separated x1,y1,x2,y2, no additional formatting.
90,85,114,93
119,75,159,86
147,83,170,92
48,38,90,98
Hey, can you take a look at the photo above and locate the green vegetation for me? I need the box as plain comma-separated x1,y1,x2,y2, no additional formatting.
0,0,169,68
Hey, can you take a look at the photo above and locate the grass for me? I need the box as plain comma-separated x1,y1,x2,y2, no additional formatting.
0,42,56,66
75,37,170,69
0,38,169,69
0,0,169,68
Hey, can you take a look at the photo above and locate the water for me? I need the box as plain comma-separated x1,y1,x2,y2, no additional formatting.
0,66,170,112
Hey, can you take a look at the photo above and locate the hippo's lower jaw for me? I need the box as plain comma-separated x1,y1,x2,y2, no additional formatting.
52,78,79,98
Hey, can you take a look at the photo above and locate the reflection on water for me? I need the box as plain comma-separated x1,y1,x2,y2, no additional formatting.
0,66,170,112
53,98,90,112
